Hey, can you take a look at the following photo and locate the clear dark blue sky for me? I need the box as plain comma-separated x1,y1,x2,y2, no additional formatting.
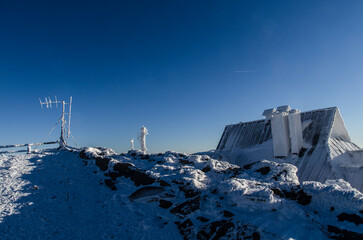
1,0,363,153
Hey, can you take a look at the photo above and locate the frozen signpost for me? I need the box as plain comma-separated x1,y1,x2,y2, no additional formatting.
138,126,148,153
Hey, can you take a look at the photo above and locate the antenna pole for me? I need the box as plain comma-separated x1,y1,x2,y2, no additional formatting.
60,101,66,147
39,96,73,149
68,97,72,138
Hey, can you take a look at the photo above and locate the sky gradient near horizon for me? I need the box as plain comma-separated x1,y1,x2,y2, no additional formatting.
1,0,363,153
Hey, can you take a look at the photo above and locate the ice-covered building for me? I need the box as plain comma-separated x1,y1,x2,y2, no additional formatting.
216,106,363,192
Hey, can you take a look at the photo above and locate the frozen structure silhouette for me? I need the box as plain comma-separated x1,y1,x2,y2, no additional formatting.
216,106,363,192
138,126,148,153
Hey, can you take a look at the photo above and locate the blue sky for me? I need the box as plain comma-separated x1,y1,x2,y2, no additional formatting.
1,0,363,153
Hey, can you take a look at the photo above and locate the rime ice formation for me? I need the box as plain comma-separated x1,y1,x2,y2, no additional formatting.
138,126,148,153
216,106,363,192
130,138,134,150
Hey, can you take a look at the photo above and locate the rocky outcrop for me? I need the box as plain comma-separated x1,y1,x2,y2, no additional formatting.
78,147,363,240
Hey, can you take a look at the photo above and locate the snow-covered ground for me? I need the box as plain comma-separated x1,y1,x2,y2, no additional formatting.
0,148,362,239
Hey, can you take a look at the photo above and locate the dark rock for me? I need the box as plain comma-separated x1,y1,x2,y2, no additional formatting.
337,213,363,226
295,190,312,206
128,186,165,201
327,225,363,240
272,170,288,181
330,207,335,212
158,180,171,187
202,165,211,173
129,170,156,186
177,219,194,240
109,171,121,179
271,188,284,198
175,182,201,198
243,162,256,170
179,159,193,164
272,187,312,206
179,185,201,199
79,149,91,159
178,153,187,158
113,162,133,172
95,157,110,171
210,189,218,194
197,220,235,240
197,216,210,223
170,196,201,216
112,163,156,186
104,179,117,190
252,232,260,240
282,188,312,206
222,210,234,218
141,155,150,160
255,166,271,175
360,210,363,215
159,199,173,209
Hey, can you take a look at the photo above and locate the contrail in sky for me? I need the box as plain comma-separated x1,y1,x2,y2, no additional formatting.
234,70,261,73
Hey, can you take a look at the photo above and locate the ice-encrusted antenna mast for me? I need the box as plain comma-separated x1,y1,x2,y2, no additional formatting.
130,138,134,150
39,96,73,149
137,126,148,153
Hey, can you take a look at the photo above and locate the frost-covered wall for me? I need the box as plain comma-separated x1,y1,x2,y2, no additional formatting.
271,112,290,157
288,110,303,154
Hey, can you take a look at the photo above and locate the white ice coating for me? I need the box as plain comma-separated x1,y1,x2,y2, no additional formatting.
271,112,291,157
130,138,134,150
288,110,303,154
139,126,148,153
262,108,276,120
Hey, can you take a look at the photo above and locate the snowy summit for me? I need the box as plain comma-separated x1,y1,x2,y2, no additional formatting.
0,145,362,239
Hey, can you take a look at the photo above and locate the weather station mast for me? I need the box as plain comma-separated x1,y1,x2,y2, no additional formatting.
39,96,73,149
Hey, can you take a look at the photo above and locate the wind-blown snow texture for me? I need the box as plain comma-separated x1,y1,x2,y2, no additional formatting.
0,148,362,240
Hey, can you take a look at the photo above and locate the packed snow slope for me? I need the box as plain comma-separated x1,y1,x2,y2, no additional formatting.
0,148,362,240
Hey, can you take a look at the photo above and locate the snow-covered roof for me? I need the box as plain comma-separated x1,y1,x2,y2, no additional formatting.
217,107,344,152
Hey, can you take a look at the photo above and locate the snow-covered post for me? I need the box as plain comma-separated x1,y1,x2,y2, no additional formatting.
130,138,134,150
139,126,148,153
59,101,67,149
